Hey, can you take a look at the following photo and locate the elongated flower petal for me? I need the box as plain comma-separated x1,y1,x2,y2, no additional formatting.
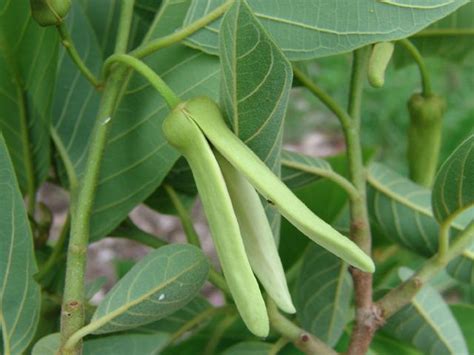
186,96,375,273
216,151,296,314
162,103,269,337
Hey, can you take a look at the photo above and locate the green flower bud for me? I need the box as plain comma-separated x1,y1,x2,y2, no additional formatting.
30,0,71,27
407,93,446,187
368,42,394,88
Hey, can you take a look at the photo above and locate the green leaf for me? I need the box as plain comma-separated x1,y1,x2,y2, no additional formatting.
367,163,474,283
83,333,170,354
446,243,474,284
184,0,468,60
395,2,474,65
0,134,41,354
296,244,352,346
371,332,423,355
367,162,439,256
90,244,209,334
281,150,332,189
432,134,474,224
32,333,60,355
450,304,474,354
222,341,272,354
79,0,121,57
32,332,170,355
382,268,468,355
0,0,58,194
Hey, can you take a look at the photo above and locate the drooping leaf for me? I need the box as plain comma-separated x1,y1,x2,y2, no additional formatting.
296,244,352,346
222,341,272,355
382,268,468,355
0,134,41,354
83,333,170,355
450,304,474,354
90,244,209,334
184,0,468,60
281,150,332,189
432,134,474,224
0,0,58,194
395,2,474,66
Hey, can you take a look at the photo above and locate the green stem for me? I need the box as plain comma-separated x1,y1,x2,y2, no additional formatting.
114,0,135,54
269,337,290,355
293,65,352,131
61,3,137,352
131,0,234,59
110,218,166,248
344,47,378,355
36,214,70,282
398,39,433,97
164,185,201,247
60,66,128,355
281,157,359,202
56,23,101,89
377,221,474,319
50,127,78,195
267,299,337,354
438,222,451,258
103,54,181,109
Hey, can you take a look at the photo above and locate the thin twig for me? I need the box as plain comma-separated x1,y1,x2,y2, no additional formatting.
56,23,101,89
398,39,433,97
131,0,234,59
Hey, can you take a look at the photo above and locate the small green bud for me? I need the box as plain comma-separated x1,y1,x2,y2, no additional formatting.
368,42,394,88
30,0,71,27
407,93,446,187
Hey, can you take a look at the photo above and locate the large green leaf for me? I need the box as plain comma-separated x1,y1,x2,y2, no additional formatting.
295,244,352,346
90,244,209,334
0,0,58,194
222,341,272,354
32,332,169,355
79,0,120,57
367,163,474,283
450,304,474,354
0,134,41,354
432,134,474,224
396,2,474,65
183,0,468,60
83,333,169,354
382,268,468,355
